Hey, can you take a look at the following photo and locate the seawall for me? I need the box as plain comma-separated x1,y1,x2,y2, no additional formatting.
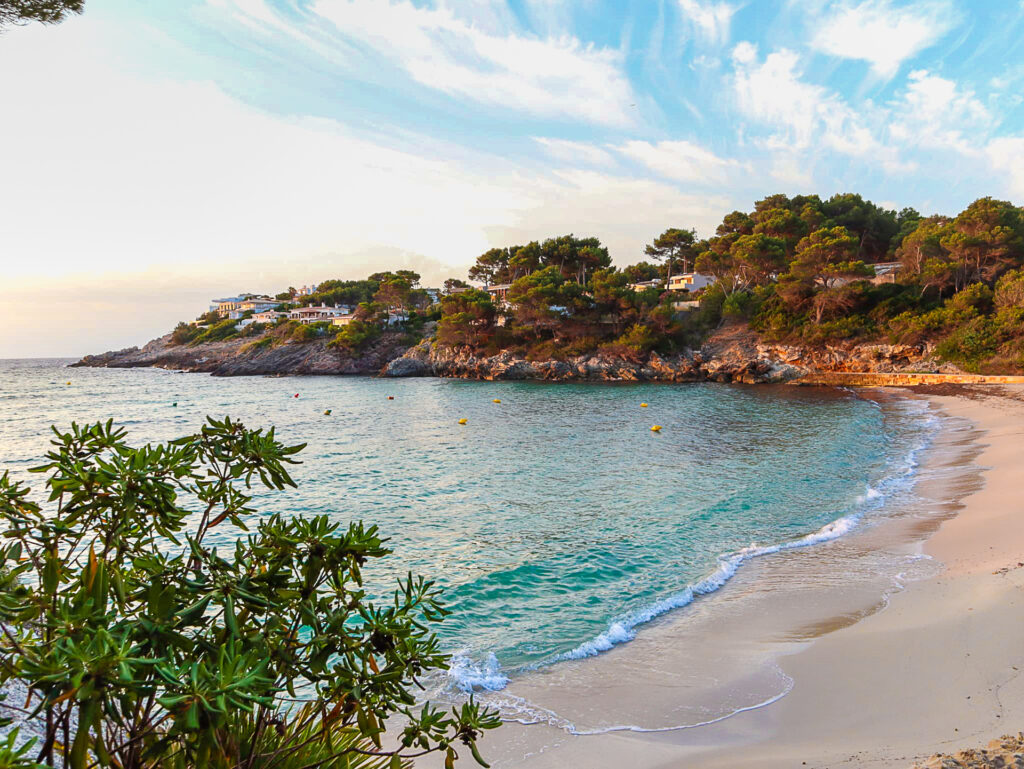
792,372,1024,387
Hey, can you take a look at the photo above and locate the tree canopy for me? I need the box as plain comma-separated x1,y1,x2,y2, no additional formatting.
0,418,499,769
0,0,82,27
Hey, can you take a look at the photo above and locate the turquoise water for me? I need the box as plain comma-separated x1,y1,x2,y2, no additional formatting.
0,359,934,693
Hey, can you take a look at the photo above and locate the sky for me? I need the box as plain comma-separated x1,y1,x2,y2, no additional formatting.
3,0,1024,357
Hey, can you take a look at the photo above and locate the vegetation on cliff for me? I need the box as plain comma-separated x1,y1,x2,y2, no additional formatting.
0,418,498,768
152,192,1024,375
435,193,1024,373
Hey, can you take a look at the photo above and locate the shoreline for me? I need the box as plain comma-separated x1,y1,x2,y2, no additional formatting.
441,385,1024,768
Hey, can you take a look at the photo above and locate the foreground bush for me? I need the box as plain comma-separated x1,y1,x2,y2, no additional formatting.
0,418,498,769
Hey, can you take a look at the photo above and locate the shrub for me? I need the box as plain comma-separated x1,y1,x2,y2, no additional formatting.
193,318,241,344
240,335,275,354
329,321,381,353
0,418,499,769
171,322,201,346
615,323,658,353
290,323,318,342
935,316,1000,370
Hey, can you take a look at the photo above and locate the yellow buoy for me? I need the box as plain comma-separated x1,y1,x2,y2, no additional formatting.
493,399,501,403
66,381,71,385
651,425,662,432
458,418,468,425
640,402,648,407
324,409,332,416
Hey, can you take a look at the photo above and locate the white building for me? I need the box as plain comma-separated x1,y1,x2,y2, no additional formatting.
666,273,714,293
211,294,277,317
289,305,352,324
253,310,287,323
628,279,663,292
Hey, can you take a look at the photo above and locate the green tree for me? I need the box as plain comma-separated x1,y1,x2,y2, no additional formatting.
467,248,509,287
621,262,662,283
508,266,583,333
752,208,807,257
644,228,697,280
0,418,499,769
437,289,497,347
443,278,471,295
789,227,870,289
940,197,1024,289
0,0,82,27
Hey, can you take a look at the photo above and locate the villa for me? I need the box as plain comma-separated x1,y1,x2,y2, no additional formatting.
253,310,287,323
666,273,715,292
486,284,513,306
211,294,278,317
629,279,664,292
289,305,352,324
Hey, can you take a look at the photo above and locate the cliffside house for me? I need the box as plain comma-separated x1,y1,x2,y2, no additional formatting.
296,284,319,296
211,294,278,317
253,310,287,323
672,299,702,312
629,279,664,292
666,273,714,292
486,284,513,306
289,305,352,324
331,314,357,327
870,261,902,285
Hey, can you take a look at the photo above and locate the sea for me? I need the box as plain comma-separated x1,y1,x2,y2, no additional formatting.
0,358,941,728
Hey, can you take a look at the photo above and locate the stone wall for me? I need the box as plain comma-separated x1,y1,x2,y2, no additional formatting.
792,372,1024,387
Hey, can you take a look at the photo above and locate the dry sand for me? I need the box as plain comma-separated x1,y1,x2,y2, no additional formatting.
458,385,1024,769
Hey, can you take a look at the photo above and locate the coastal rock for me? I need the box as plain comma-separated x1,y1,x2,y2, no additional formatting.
74,320,945,384
383,338,434,377
72,331,417,377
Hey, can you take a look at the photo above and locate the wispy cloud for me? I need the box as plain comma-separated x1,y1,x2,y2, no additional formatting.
678,0,736,45
889,69,992,154
534,137,616,166
309,0,636,127
617,139,742,183
730,43,909,172
808,0,958,78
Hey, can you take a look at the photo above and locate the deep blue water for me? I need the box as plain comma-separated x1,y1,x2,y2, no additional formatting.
0,359,933,691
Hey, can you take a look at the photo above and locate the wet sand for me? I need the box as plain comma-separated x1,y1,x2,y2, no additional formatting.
457,385,1024,768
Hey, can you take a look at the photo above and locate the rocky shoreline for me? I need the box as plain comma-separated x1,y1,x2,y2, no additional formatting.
72,324,949,384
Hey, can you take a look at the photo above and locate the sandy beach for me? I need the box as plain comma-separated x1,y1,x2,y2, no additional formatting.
456,385,1024,769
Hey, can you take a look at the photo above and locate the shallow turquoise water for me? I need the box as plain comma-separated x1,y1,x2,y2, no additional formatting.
0,359,933,691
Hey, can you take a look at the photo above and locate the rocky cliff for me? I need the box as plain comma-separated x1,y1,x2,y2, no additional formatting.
380,325,945,384
72,331,416,376
75,324,947,383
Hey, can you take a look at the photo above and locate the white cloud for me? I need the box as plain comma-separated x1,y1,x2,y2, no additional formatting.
809,0,957,78
889,70,992,155
533,138,615,166
730,45,908,171
678,0,736,45
309,0,636,127
616,139,742,183
987,137,1024,199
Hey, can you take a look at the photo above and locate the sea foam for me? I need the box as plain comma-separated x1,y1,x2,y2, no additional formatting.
448,398,940,694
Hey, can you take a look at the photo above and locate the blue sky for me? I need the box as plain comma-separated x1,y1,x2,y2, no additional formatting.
3,0,1024,355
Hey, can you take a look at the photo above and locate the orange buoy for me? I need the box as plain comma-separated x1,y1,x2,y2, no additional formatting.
640,402,648,407
388,396,394,400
